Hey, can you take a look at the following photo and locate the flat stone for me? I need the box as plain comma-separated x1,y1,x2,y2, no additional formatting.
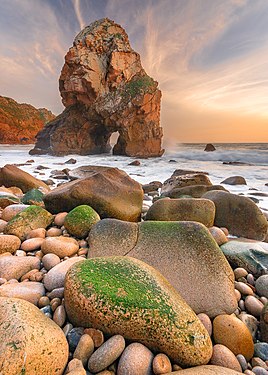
21,237,44,252
0,234,21,254
0,297,68,374
41,236,79,258
117,342,154,375
0,281,45,305
43,257,85,291
0,255,40,280
88,335,126,373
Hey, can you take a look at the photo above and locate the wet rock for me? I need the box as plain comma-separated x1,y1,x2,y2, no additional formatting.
204,143,216,152
161,173,212,195
221,176,247,185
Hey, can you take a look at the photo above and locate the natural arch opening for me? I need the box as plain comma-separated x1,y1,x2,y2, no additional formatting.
110,131,120,149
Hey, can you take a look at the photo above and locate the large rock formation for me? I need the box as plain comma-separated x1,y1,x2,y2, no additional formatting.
0,96,54,144
31,18,164,157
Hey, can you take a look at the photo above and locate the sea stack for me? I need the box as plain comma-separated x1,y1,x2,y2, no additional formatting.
204,143,216,152
31,18,164,157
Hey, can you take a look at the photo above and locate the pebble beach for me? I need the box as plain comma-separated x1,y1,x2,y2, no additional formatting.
0,158,268,375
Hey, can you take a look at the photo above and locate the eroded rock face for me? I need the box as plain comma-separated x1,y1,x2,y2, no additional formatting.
31,18,164,157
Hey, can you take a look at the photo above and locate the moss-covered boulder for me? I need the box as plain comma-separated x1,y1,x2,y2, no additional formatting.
0,297,68,374
145,198,215,227
202,191,268,241
64,205,100,238
89,219,237,317
4,205,53,240
64,257,212,367
21,188,44,206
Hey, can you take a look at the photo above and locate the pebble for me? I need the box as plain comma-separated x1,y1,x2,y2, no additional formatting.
239,313,259,339
46,227,63,237
260,297,268,305
0,254,40,280
247,274,255,286
0,219,7,232
14,249,26,256
245,371,255,375
239,300,245,311
46,287,65,299
84,328,104,347
41,236,79,258
213,314,254,360
254,343,268,361
54,212,68,226
209,226,228,245
53,305,66,327
237,354,248,371
63,323,73,337
117,342,153,375
73,334,94,366
252,357,268,369
88,335,125,373
245,296,264,317
42,253,61,270
152,353,172,374
235,281,254,295
235,289,241,301
67,327,85,352
197,313,212,336
38,296,50,308
66,358,85,373
252,366,268,374
21,237,44,251
50,297,61,311
0,234,21,255
40,305,53,318
256,276,268,298
210,344,242,372
0,281,45,305
234,268,248,280
1,204,29,221
26,228,46,239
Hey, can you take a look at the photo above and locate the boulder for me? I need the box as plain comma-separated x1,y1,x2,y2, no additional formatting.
161,173,212,194
145,198,215,227
0,234,21,255
221,241,268,277
221,176,247,185
0,164,49,193
0,191,20,208
0,281,45,305
161,184,227,199
89,219,237,317
64,256,212,366
31,18,164,158
44,166,143,221
0,297,68,374
142,181,162,194
0,255,40,280
202,191,268,240
4,205,53,240
204,144,216,152
63,205,100,238
21,188,45,205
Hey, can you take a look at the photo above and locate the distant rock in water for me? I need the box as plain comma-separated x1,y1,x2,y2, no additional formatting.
204,143,216,152
0,96,55,144
31,18,164,158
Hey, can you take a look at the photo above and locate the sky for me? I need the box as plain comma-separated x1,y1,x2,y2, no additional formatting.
1,0,268,143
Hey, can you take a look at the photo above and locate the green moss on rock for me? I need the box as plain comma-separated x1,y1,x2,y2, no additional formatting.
64,205,100,238
64,256,212,366
21,189,44,206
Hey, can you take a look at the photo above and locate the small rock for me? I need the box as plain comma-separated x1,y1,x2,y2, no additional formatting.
88,335,125,373
117,342,153,375
73,334,94,366
41,236,79,258
26,227,46,239
252,366,268,374
210,344,242,372
42,253,61,270
46,287,65,299
209,226,228,245
53,305,66,327
65,158,77,164
46,227,63,237
238,313,258,339
21,237,44,252
221,176,247,185
67,327,85,353
204,143,216,152
128,160,141,166
38,296,50,308
0,254,40,280
0,219,7,232
54,212,68,226
197,313,212,336
0,281,45,305
234,268,248,280
245,296,264,317
235,281,254,296
84,328,104,347
254,343,268,361
251,357,268,370
236,354,248,371
152,353,172,374
0,234,21,254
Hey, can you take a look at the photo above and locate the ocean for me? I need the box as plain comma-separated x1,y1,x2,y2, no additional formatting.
0,143,268,210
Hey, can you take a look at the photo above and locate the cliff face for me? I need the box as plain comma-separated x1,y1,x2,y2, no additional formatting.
0,96,55,144
31,18,164,157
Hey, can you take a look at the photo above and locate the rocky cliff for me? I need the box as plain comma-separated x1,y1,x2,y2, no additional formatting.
0,96,55,144
31,18,164,157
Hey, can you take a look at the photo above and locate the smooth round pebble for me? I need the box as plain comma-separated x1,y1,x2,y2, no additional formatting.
0,234,21,254
234,268,248,280
235,281,254,296
88,335,125,373
247,274,255,286
53,305,66,327
21,237,44,251
66,358,85,372
197,313,212,336
210,344,242,372
236,354,248,372
260,297,268,305
1,204,29,221
42,253,61,270
41,236,79,258
256,276,268,299
117,342,153,375
67,327,85,352
254,343,268,361
84,328,104,347
152,353,172,374
26,228,46,239
54,212,68,226
235,289,241,302
245,371,255,375
63,323,73,337
38,296,50,308
213,314,254,360
46,227,63,237
73,334,94,366
252,366,268,375
245,296,264,317
239,313,259,339
46,287,64,299
209,226,228,245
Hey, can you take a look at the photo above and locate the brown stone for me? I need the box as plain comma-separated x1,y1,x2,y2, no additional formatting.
117,342,154,375
161,173,212,194
0,255,40,280
31,19,164,158
0,234,21,254
165,365,243,374
0,281,45,305
210,344,242,372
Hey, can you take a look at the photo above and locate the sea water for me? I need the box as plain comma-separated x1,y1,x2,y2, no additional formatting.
0,143,268,210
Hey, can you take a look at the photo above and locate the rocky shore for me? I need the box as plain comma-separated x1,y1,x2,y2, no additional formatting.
0,163,268,375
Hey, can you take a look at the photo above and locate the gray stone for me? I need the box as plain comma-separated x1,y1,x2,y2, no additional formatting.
254,343,268,361
256,275,268,298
